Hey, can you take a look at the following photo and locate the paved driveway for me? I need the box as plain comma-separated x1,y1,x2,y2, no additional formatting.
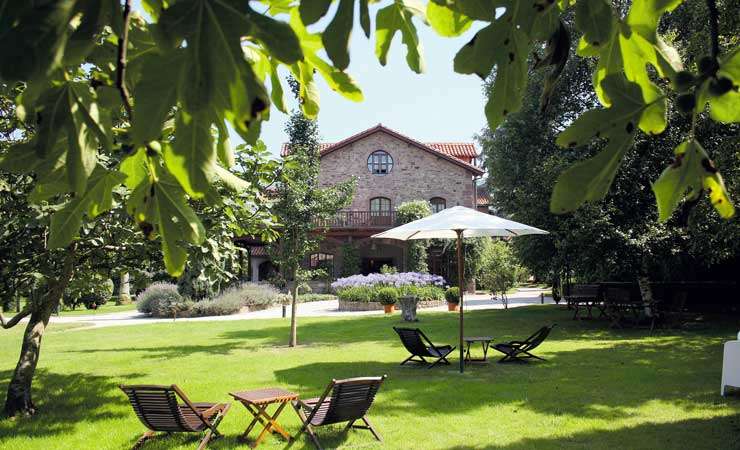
49,287,553,328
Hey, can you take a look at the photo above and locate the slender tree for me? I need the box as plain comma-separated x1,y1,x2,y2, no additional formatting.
268,79,355,347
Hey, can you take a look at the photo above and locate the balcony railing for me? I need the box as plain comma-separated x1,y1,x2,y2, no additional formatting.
314,210,397,229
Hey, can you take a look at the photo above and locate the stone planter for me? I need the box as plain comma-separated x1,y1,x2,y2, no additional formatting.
399,296,418,322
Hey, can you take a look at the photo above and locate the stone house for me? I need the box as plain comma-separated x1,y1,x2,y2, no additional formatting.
248,124,488,282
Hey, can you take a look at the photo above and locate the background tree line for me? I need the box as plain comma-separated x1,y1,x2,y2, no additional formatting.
479,1,739,284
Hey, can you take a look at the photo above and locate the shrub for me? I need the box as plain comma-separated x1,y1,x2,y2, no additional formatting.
152,298,194,318
191,297,242,316
377,287,399,305
415,285,445,301
445,287,460,304
379,264,397,274
211,282,281,309
298,293,336,302
340,243,361,276
80,292,106,310
337,286,377,302
136,282,183,315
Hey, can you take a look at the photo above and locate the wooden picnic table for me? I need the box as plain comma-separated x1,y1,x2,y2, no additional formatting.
229,387,298,448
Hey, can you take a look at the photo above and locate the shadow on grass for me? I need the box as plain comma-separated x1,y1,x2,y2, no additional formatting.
59,306,739,361
445,415,740,449
0,369,144,439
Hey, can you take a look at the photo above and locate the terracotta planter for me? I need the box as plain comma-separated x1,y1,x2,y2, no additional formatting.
447,302,459,312
383,304,395,314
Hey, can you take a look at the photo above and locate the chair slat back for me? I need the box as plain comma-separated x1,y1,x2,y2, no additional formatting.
393,327,430,357
566,284,601,298
522,325,554,351
318,377,385,426
120,385,193,432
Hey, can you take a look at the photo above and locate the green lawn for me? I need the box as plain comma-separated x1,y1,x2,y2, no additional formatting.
55,302,138,317
1,306,739,449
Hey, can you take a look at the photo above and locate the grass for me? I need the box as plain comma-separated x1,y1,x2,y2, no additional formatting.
55,302,138,317
1,306,739,449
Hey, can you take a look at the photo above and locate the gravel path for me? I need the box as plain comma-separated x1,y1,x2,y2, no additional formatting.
48,287,554,328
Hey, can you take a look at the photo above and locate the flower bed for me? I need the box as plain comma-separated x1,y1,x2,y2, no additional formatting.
331,272,445,291
333,272,447,312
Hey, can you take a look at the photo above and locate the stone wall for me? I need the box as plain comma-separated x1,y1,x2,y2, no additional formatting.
319,131,476,210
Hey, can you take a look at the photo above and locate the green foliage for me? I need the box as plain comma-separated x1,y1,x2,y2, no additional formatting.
398,284,445,301
0,0,735,296
479,240,523,295
63,273,114,310
209,282,282,309
268,105,355,290
377,286,400,305
340,243,361,277
379,264,398,274
397,200,432,272
396,199,432,223
445,286,460,304
336,285,378,303
480,20,740,284
190,296,242,316
135,281,184,316
297,293,336,302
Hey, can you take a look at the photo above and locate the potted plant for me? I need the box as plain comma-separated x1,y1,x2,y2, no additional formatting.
445,287,460,312
377,287,399,314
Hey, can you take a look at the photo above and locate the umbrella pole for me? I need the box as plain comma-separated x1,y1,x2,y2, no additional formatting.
456,230,464,373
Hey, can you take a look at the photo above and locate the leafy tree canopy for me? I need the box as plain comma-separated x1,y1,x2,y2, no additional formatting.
0,0,737,282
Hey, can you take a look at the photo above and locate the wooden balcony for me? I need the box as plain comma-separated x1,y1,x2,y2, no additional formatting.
314,210,397,229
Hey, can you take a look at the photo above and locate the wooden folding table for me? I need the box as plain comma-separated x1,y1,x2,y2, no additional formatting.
230,387,298,448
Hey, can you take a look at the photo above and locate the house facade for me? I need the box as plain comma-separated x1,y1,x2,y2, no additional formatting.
248,124,487,281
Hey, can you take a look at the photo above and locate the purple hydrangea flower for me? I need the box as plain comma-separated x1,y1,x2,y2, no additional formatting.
331,272,446,291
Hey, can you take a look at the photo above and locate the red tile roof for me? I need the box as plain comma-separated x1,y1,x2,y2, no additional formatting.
249,246,268,257
280,124,483,175
281,141,478,158
476,192,491,206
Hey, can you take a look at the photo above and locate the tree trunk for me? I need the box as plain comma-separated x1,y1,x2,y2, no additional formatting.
4,246,75,417
289,266,298,347
118,271,131,305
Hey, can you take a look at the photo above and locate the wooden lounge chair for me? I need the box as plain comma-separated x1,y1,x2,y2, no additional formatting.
119,384,231,450
393,327,455,368
289,376,387,450
492,325,556,363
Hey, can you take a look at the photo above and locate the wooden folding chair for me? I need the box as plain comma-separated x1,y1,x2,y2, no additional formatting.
393,327,455,369
492,325,556,363
289,376,386,450
120,384,230,450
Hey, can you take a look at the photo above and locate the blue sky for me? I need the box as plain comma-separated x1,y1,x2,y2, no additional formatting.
255,8,488,156
132,2,488,157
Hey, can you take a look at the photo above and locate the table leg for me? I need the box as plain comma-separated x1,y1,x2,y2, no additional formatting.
481,340,490,361
464,341,472,362
251,402,291,448
242,403,269,439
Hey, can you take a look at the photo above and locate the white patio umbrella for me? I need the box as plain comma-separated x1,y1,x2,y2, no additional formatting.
371,206,548,373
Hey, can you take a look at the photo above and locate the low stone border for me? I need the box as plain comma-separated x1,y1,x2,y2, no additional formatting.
338,299,446,312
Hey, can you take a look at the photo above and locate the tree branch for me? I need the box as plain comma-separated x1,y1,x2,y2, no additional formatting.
706,0,720,58
116,0,134,119
0,307,31,330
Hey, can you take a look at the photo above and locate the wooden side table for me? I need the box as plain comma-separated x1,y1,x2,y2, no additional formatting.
464,336,494,363
229,387,298,448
